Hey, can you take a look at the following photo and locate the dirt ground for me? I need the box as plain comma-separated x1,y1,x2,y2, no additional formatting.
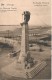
0,43,51,80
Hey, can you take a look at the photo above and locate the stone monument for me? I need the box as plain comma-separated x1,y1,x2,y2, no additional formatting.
1,11,47,78
17,11,34,69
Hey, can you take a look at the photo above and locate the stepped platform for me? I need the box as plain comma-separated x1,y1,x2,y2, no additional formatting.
1,60,47,78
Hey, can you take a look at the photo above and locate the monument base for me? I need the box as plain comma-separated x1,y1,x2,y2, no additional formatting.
1,60,47,78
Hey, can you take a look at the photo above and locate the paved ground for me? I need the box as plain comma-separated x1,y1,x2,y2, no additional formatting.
0,43,51,80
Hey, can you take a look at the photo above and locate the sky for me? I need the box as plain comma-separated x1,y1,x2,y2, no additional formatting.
0,0,51,31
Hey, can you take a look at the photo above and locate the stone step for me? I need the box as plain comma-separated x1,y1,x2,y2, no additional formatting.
33,61,46,74
28,61,47,78
31,62,46,76
33,62,46,75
